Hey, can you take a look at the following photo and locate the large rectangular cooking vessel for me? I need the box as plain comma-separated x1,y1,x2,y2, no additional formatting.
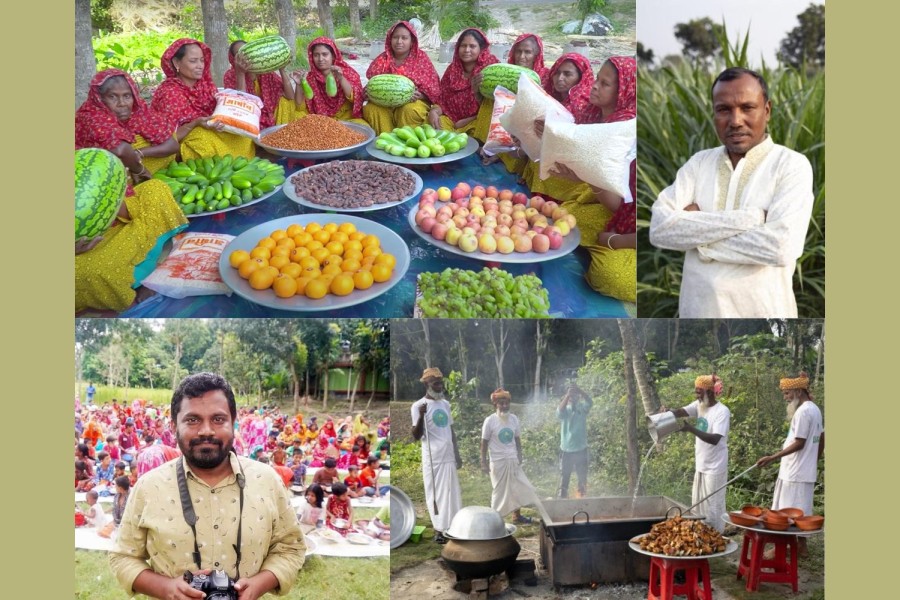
538,496,702,586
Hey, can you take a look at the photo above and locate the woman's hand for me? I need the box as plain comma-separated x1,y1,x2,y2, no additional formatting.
548,162,579,182
201,118,225,132
471,71,484,95
75,236,104,255
428,107,442,130
410,89,424,102
329,65,344,83
533,118,545,138
290,69,308,85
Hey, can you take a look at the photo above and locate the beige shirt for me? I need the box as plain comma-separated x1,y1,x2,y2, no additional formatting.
109,453,305,596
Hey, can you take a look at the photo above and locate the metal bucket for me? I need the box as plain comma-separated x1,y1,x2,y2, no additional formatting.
646,411,680,443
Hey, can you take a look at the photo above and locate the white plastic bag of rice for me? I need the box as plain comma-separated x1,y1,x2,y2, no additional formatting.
539,117,636,200
209,89,263,138
482,86,518,156
499,74,573,161
142,232,235,298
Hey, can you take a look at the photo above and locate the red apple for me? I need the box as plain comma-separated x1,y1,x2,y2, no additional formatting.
530,196,545,212
495,225,511,237
435,212,452,224
485,185,499,199
454,207,470,219
456,182,472,195
498,189,513,201
452,214,468,228
541,201,559,217
514,235,533,253
420,188,438,203
471,185,486,199
512,192,528,205
546,229,563,250
531,225,545,235
510,225,528,237
451,187,469,202
431,222,450,241
497,214,513,227
420,217,437,233
532,233,550,253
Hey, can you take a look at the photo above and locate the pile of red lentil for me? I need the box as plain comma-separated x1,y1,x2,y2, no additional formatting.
260,114,367,151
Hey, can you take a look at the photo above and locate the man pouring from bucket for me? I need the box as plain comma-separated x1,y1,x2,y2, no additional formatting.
756,371,823,556
411,367,462,544
665,375,731,532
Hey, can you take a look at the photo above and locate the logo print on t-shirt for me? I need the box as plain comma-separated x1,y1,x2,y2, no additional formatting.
498,428,514,444
697,417,709,433
432,409,449,428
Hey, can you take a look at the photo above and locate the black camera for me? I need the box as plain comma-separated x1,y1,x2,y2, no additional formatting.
183,570,238,600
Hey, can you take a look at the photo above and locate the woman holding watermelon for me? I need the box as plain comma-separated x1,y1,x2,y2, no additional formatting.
472,33,551,150
432,28,499,135
225,40,296,129
364,21,443,134
291,37,366,123
151,38,255,161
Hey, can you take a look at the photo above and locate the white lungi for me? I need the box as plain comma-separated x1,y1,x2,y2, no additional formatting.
692,470,727,532
772,478,815,516
423,460,462,532
489,457,539,517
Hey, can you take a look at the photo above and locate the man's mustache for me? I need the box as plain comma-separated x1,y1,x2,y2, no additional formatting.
191,437,222,448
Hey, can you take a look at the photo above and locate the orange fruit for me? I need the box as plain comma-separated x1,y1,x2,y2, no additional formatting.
273,274,298,298
304,278,328,299
257,237,277,250
349,231,366,241
309,248,329,264
269,255,291,270
286,224,304,237
344,240,363,253
264,266,280,279
353,270,374,290
330,274,355,296
313,230,331,244
229,249,251,269
371,263,392,283
305,240,324,253
276,237,296,250
325,241,344,256
305,222,322,235
374,253,397,269
341,259,362,273
361,234,380,248
249,268,276,290
322,254,344,268
331,231,349,245
302,267,322,280
323,223,339,234
361,256,377,266
271,247,291,259
290,247,311,263
343,249,363,262
250,247,271,261
359,264,373,272
294,276,312,295
316,273,337,287
321,263,343,277
270,229,287,242
280,263,303,279
362,246,382,258
238,258,262,279
293,232,312,247
298,256,320,271
338,222,357,235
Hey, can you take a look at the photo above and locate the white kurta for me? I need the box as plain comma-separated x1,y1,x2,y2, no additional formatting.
482,413,538,516
411,397,461,532
649,137,814,318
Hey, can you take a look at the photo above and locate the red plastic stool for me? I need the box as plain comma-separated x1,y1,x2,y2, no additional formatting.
736,530,798,592
647,556,713,600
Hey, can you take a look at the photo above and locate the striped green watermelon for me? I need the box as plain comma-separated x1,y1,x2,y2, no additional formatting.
235,36,291,74
479,64,541,97
366,74,416,108
75,148,127,239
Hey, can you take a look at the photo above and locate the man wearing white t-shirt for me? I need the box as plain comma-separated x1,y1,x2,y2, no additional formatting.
411,367,462,544
757,372,824,555
480,389,539,525
670,375,730,532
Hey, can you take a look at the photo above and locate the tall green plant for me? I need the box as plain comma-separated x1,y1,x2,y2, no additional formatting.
637,29,825,318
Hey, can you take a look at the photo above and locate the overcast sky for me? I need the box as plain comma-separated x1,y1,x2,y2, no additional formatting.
637,0,823,66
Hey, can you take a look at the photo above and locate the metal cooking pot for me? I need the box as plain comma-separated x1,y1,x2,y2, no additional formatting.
441,536,521,579
446,506,511,540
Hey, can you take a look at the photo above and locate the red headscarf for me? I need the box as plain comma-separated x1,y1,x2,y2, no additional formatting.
367,21,442,105
304,37,365,119
579,56,637,125
439,28,500,123
508,33,550,87
223,43,286,129
544,53,595,121
75,69,175,151
151,38,218,126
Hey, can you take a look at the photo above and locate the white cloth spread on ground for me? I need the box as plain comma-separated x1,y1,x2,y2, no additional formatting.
680,400,730,474
411,396,461,532
692,469,727,533
75,526,118,552
772,479,815,515
649,137,814,318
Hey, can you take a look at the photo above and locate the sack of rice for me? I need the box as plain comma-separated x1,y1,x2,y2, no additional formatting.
499,74,573,161
482,86,518,156
209,89,264,138
539,117,636,200
142,232,235,298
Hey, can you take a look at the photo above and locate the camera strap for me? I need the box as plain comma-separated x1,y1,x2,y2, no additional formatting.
176,456,245,579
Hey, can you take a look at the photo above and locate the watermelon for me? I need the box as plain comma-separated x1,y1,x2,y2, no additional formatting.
75,148,127,240
235,36,291,74
366,74,416,108
479,64,541,97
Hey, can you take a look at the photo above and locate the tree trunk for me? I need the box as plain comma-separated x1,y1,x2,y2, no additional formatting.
534,320,548,400
456,322,468,383
814,321,824,387
290,361,300,412
171,340,183,391
421,319,432,368
74,0,96,108
348,0,362,40
370,0,377,20
317,0,334,40
349,368,358,412
618,319,660,416
322,367,330,411
488,321,509,390
710,320,721,357
201,0,229,86
623,347,640,494
273,0,297,63
670,319,680,361
304,367,310,407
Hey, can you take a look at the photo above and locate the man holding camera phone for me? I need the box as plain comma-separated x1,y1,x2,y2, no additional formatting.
109,373,305,600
